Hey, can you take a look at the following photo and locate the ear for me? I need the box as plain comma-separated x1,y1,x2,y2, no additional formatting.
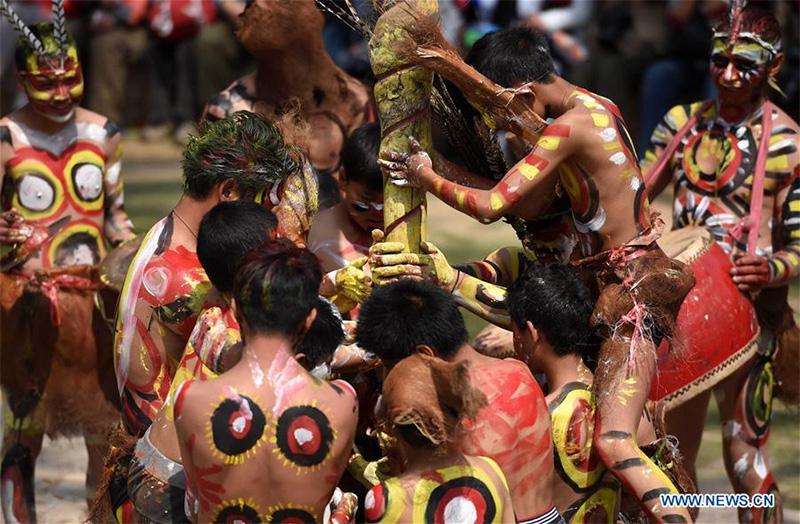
415,344,435,358
218,179,241,202
304,308,318,332
293,352,308,365
524,320,539,345
769,52,785,78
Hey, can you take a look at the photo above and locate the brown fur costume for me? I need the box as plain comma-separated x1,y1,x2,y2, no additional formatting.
575,243,696,399
382,353,487,450
1,266,120,437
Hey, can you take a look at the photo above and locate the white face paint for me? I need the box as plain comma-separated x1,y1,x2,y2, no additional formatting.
36,105,75,123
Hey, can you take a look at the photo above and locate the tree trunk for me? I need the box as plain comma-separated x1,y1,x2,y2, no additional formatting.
369,0,439,253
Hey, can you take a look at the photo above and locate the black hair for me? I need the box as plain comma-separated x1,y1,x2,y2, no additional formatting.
14,22,77,71
465,27,556,87
197,201,278,293
507,264,593,357
355,279,468,366
233,239,322,340
298,297,345,369
182,111,303,200
341,123,382,193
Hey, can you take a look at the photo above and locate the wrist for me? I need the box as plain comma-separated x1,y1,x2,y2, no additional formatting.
448,270,463,295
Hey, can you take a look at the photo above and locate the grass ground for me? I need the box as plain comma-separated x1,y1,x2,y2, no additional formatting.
119,139,799,519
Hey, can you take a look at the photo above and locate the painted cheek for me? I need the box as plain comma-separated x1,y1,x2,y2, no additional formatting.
24,81,53,103
68,77,84,101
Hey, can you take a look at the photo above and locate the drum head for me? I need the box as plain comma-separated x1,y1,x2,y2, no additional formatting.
657,226,711,261
99,235,144,290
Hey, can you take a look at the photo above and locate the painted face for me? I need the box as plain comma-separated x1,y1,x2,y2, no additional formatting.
710,38,771,100
342,179,384,232
20,45,84,122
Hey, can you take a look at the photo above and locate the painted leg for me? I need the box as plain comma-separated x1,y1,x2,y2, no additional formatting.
716,354,782,523
83,429,110,512
1,400,45,524
594,335,692,524
665,389,712,484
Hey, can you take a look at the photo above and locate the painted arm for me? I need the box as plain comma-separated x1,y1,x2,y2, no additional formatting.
640,110,679,200
273,162,320,247
369,233,512,329
103,127,135,245
434,152,497,190
0,139,29,245
451,270,511,329
382,125,574,224
456,246,531,287
767,173,800,286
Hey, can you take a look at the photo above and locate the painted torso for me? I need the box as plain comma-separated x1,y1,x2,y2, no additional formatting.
555,89,651,249
548,381,618,524
0,107,133,271
148,305,241,462
645,101,800,256
175,349,358,523
455,358,553,521
364,456,512,524
114,215,223,435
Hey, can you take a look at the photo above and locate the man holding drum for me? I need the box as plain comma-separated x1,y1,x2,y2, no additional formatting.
643,4,799,522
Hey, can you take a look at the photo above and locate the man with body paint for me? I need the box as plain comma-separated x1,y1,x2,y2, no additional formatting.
507,264,667,523
363,353,517,524
105,201,349,523
355,279,562,524
113,111,303,438
309,123,382,312
0,16,135,522
175,240,359,523
642,5,798,522
378,27,696,524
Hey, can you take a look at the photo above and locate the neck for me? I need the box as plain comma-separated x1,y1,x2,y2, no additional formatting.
172,193,216,244
451,343,480,364
255,44,342,107
717,91,767,124
535,76,577,118
404,444,452,471
543,352,590,393
243,333,296,366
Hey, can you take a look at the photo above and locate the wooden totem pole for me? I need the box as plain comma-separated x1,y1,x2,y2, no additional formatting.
369,0,439,253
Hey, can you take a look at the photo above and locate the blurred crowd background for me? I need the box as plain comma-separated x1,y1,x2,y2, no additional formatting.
2,0,798,153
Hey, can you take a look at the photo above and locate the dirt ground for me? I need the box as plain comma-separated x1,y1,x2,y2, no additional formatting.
4,138,799,523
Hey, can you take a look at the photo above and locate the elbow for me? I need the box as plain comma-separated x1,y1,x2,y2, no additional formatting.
473,197,504,224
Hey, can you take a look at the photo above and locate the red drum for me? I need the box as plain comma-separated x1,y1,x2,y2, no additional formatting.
649,227,760,409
